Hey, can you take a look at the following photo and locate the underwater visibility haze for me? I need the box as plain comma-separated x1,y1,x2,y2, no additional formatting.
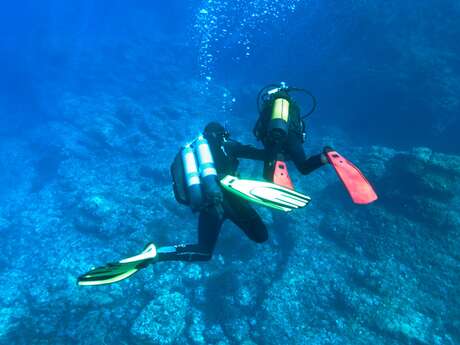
0,1,459,344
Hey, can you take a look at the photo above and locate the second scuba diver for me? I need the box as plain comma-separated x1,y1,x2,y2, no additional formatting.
253,82,328,185
252,82,377,204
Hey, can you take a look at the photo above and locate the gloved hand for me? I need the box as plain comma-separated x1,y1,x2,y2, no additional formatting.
323,146,334,153
321,146,334,164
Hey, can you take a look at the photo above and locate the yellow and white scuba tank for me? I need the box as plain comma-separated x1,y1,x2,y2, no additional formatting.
254,82,316,144
267,97,290,140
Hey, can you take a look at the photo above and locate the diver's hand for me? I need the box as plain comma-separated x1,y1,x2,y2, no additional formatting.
321,146,334,164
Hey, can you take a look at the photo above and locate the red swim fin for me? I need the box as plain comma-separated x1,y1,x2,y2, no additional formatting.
273,161,294,190
326,151,378,204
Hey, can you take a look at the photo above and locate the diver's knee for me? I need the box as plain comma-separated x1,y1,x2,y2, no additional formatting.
192,249,213,261
254,232,269,244
201,252,213,261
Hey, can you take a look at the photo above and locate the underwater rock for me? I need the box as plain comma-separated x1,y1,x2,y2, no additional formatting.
0,140,35,203
138,165,169,184
236,285,256,307
0,216,9,232
115,98,145,126
73,195,112,236
75,195,113,222
223,317,253,343
188,308,206,344
30,146,66,193
67,310,114,345
182,264,203,282
0,270,27,307
373,307,434,345
0,307,24,340
375,147,460,228
204,324,229,344
130,291,190,345
384,147,460,200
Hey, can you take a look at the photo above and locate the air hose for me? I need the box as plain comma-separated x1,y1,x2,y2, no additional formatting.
256,83,317,119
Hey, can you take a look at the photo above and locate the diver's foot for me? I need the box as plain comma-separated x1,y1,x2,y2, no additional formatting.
77,243,158,286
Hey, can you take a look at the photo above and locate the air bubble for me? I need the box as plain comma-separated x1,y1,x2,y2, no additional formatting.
194,0,302,93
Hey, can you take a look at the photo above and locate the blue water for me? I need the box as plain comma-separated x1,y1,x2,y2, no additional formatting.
0,1,459,344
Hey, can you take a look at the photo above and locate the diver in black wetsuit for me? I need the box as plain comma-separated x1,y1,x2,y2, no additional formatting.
156,120,327,262
156,122,270,262
253,84,329,181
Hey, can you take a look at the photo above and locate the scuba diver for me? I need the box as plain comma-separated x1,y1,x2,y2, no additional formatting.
253,82,328,186
78,122,311,286
253,82,378,204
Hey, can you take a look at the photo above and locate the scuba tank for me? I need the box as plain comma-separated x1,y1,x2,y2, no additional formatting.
268,96,290,142
181,144,203,211
171,134,222,211
253,82,316,143
195,135,223,204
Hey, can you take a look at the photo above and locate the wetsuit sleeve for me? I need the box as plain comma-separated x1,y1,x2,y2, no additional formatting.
225,140,268,161
296,154,325,175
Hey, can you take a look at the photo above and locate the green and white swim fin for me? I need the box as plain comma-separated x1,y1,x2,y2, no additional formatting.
78,243,157,286
220,175,311,212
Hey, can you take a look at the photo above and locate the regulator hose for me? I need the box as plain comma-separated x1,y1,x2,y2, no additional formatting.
256,84,317,119
290,87,317,119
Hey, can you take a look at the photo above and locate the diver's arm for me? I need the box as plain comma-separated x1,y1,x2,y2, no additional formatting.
225,140,269,161
295,154,325,175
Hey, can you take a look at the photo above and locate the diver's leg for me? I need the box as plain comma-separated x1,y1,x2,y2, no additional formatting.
296,153,325,175
226,196,268,243
157,206,224,262
287,136,326,175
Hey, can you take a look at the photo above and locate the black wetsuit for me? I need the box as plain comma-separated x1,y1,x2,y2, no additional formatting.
157,139,269,262
255,97,325,179
263,134,324,178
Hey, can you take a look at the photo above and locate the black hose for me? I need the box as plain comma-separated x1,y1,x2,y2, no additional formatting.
257,84,279,113
290,87,317,119
256,84,317,119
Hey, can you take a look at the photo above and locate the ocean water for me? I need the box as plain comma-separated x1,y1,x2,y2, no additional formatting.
0,1,459,344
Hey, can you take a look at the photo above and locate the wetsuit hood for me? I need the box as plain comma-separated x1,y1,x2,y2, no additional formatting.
204,122,229,144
